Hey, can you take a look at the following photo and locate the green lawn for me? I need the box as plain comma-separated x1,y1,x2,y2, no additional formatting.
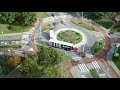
36,12,50,18
41,23,52,31
91,40,104,55
111,24,120,32
90,69,100,78
112,47,120,70
71,21,97,31
0,45,21,48
0,24,31,34
57,30,82,44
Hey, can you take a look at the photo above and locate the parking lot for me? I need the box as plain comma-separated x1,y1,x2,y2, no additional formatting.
0,41,21,46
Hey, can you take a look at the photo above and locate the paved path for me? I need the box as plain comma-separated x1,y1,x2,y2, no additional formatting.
0,33,22,41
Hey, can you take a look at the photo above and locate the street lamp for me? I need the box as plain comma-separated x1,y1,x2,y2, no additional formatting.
82,12,84,18
83,42,88,53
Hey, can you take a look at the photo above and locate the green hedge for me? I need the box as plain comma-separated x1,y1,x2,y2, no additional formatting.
71,21,97,31
91,40,104,55
42,23,52,31
0,45,21,48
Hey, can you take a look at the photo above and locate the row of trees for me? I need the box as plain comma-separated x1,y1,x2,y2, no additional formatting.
0,12,37,26
94,12,120,18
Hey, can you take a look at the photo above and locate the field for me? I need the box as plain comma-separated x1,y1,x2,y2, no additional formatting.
36,12,50,18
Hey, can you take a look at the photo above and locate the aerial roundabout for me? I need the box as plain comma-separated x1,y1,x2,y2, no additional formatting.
48,16,105,54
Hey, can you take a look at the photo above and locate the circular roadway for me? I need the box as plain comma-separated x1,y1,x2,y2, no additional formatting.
53,28,87,48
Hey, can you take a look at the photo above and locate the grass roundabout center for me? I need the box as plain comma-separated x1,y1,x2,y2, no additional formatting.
57,30,82,44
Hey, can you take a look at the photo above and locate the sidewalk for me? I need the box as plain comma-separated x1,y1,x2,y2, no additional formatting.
106,43,120,76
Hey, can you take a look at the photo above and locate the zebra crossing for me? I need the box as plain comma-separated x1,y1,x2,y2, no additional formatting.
78,63,89,72
91,61,101,69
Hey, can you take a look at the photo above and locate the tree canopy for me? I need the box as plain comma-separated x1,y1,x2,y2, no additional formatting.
0,65,2,76
43,64,69,78
6,54,21,73
37,46,62,67
19,57,42,78
0,12,37,26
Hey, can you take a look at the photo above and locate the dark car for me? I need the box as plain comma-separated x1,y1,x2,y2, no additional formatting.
53,22,58,26
109,31,115,35
50,13,55,17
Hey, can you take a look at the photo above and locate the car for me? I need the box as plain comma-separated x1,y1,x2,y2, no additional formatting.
109,31,115,35
52,22,58,26
50,13,55,17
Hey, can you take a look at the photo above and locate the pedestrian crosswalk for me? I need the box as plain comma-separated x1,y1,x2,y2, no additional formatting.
78,63,89,72
91,61,101,69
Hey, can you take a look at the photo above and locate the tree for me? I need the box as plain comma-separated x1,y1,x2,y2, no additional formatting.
43,64,69,78
0,12,37,26
14,12,37,26
37,46,61,67
6,54,21,73
0,12,16,24
19,57,42,78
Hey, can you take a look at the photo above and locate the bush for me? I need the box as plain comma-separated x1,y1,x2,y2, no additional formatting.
81,53,86,58
90,69,100,78
0,45,21,48
42,23,52,31
91,40,104,55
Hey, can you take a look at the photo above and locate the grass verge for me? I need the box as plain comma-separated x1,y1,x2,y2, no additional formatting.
90,69,100,78
0,45,21,48
71,21,97,31
91,40,104,55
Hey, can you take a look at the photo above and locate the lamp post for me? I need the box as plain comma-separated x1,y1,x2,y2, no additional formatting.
82,12,83,18
90,19,91,26
83,42,88,53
